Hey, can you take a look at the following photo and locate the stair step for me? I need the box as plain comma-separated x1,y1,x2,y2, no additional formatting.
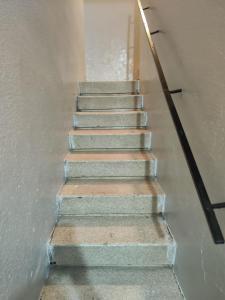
64,151,157,178
69,129,151,150
41,267,183,300
49,216,176,267
73,111,148,128
58,179,165,215
79,80,140,95
77,95,143,110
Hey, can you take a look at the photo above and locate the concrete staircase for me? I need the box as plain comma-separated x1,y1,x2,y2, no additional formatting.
41,81,183,299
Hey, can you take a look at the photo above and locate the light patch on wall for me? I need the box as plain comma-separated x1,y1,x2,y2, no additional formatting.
84,0,136,81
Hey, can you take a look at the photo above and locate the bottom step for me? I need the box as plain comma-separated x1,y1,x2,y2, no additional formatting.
50,216,176,267
41,267,183,300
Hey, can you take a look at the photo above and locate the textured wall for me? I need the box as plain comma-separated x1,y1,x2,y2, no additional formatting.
0,1,85,299
84,0,136,81
138,0,225,299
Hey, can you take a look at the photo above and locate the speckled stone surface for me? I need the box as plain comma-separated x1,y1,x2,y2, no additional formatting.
50,215,176,267
79,81,140,94
77,95,143,110
64,151,157,178
0,1,85,299
73,111,148,128
58,179,165,215
41,267,183,300
69,129,151,150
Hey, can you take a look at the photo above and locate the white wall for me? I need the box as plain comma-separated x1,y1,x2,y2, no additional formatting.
0,1,85,299
138,0,225,299
84,0,136,81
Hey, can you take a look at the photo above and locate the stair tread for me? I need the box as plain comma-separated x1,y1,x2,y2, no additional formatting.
64,151,156,162
80,80,139,83
74,111,145,116
60,179,164,197
80,93,140,96
78,94,142,98
41,267,183,300
51,215,172,246
69,128,151,136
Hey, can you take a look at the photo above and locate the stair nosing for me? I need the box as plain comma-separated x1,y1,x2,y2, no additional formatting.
74,111,147,115
69,128,151,136
64,151,157,162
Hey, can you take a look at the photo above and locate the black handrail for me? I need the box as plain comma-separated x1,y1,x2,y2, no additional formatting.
137,0,224,244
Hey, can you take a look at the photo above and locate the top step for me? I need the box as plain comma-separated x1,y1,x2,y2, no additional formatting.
79,81,140,95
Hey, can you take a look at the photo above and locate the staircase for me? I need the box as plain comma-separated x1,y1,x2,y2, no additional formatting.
41,81,183,299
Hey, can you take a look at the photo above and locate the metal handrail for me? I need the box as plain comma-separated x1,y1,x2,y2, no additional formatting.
137,0,225,244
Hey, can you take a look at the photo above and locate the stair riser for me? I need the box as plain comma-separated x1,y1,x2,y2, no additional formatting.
69,133,151,150
79,81,140,95
73,113,148,128
58,196,165,215
77,96,143,110
51,245,175,267
64,160,157,178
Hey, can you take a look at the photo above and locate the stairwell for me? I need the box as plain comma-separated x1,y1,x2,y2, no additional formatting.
40,80,183,299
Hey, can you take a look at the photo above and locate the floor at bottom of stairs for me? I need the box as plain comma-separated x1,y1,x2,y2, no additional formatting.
40,267,183,300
